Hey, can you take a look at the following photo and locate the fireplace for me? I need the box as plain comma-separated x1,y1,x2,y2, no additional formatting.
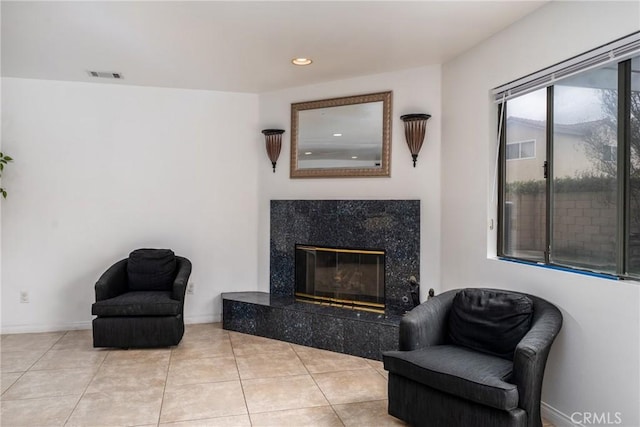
222,199,419,361
295,245,385,313
271,200,419,315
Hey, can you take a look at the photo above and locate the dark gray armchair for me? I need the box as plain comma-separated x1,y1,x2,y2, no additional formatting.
383,288,562,427
92,249,192,348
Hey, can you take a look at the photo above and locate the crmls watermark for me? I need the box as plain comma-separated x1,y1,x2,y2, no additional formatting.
570,412,623,425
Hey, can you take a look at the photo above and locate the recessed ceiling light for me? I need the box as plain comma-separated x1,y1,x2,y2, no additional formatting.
305,151,313,155
351,156,358,159
333,133,342,137
292,58,313,66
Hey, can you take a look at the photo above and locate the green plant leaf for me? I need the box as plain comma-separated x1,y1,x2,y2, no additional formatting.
1,190,6,198
4,156,13,162
0,163,4,171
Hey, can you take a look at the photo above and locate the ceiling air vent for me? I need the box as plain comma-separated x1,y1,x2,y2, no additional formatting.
87,71,123,79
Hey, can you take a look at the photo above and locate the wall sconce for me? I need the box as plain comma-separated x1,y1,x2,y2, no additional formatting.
400,114,431,167
261,129,285,173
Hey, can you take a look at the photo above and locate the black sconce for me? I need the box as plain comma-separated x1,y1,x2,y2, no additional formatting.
400,114,431,167
261,129,285,173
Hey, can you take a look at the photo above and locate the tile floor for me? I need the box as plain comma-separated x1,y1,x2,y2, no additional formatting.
1,323,556,427
0,323,405,426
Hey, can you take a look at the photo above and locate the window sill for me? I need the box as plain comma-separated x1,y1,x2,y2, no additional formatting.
497,257,620,281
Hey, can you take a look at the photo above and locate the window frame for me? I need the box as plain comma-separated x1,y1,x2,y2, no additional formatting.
497,58,637,280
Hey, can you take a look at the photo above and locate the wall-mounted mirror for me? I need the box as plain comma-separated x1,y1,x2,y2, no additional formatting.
290,91,392,178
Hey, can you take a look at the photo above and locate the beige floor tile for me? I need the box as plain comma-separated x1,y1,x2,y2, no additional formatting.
0,325,413,427
159,414,251,427
86,362,168,394
242,374,329,414
31,349,107,371
67,388,163,427
250,406,344,426
172,337,234,360
333,400,407,426
51,329,95,351
160,380,247,423
312,369,387,405
236,348,307,380
366,359,384,371
0,332,64,353
0,395,79,426
0,350,45,372
183,323,230,342
1,372,22,394
103,348,171,367
2,368,95,400
229,333,292,356
366,359,389,378
295,347,371,374
167,356,238,387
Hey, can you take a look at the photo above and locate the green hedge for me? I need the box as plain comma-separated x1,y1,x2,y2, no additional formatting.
506,176,618,195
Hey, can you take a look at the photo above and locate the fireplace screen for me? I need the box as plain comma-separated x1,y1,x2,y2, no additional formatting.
295,245,385,312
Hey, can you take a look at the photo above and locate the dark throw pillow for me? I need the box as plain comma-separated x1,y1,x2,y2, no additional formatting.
127,248,176,292
447,288,533,360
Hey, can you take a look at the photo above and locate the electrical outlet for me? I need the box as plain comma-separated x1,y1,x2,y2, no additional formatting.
20,291,29,303
187,282,195,295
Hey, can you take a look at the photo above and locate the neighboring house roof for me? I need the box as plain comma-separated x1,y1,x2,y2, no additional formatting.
507,116,610,136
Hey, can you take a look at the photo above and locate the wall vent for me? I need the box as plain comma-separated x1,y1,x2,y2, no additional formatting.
87,71,123,79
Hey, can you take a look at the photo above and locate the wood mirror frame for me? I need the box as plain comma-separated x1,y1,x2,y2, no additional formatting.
290,91,392,178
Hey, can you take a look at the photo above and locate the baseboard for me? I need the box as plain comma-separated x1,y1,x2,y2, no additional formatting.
1,320,93,334
184,313,222,325
542,401,583,427
1,313,222,335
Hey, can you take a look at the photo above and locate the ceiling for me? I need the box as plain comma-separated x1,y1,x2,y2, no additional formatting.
1,1,548,93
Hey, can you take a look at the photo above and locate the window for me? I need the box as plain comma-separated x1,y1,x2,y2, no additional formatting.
603,145,617,162
506,140,536,160
497,33,640,280
626,56,640,276
502,91,546,261
551,66,618,273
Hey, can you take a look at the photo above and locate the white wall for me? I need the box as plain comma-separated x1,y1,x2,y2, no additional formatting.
258,66,442,301
1,78,260,332
442,2,640,426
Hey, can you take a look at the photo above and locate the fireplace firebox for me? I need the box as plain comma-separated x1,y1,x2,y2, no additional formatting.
295,244,385,313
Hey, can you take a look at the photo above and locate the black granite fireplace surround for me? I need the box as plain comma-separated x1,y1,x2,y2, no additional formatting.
271,200,420,315
222,199,420,360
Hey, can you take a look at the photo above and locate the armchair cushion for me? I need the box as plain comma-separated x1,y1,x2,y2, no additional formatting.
384,345,518,411
127,249,176,291
448,288,533,359
91,291,180,317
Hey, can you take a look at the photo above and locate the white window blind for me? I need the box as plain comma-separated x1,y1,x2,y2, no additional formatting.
492,31,640,103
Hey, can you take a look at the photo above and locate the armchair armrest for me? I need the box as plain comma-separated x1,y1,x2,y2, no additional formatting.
512,297,563,426
399,289,458,351
95,259,128,301
171,256,192,304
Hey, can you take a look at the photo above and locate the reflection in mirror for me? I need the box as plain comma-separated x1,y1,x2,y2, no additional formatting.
291,92,392,178
298,103,383,169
